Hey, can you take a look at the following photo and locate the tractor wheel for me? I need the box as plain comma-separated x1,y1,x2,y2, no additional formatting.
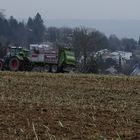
9,57,20,71
0,60,3,71
51,65,58,73
23,58,32,71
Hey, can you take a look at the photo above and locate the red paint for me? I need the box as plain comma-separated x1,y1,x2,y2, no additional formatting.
10,59,18,69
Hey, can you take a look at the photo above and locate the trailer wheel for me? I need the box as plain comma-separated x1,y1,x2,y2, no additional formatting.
58,65,64,73
44,65,51,72
9,57,20,71
51,65,58,73
0,60,3,71
32,66,43,72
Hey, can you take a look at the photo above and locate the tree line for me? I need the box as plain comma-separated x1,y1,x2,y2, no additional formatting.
0,12,140,73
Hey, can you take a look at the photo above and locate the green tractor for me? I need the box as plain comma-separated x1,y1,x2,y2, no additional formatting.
0,47,31,71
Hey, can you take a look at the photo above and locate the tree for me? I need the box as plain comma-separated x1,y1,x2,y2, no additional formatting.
8,16,19,43
46,27,60,42
32,13,45,43
9,16,18,30
138,36,140,48
109,34,121,51
26,13,46,44
27,17,34,30
73,27,110,73
121,38,137,52
0,9,5,19
73,27,90,64
88,30,109,51
27,17,34,44
0,17,4,36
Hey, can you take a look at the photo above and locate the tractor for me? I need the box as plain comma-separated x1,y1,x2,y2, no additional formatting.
0,46,76,72
0,47,31,71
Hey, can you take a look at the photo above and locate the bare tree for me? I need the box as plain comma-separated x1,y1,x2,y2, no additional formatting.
0,9,5,19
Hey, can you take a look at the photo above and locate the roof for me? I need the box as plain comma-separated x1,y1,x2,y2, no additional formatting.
106,66,117,74
111,51,132,60
131,66,140,76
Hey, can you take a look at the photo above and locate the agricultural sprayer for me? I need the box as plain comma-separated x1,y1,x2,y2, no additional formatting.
0,45,75,72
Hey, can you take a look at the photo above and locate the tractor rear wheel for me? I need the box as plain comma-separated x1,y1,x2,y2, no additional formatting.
9,57,20,71
0,60,3,71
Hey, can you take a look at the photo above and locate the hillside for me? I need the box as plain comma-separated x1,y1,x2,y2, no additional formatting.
47,19,140,39
0,72,139,139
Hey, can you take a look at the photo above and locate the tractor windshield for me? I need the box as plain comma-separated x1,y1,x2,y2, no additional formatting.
7,47,24,57
10,48,16,56
7,48,16,56
11,48,22,56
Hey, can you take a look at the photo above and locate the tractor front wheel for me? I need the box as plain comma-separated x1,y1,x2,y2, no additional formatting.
9,57,20,71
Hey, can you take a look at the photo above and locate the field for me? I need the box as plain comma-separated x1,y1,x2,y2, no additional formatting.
0,72,139,140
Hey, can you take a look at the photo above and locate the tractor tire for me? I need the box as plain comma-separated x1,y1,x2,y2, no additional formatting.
23,57,33,71
51,65,58,73
0,60,3,71
9,57,20,71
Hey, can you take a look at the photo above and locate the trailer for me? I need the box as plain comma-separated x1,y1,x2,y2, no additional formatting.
0,45,75,72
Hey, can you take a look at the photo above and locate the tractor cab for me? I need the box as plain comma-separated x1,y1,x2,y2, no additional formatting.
6,47,29,57
2,46,31,71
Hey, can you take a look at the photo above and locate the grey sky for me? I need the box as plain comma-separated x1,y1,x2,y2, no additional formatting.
0,0,140,20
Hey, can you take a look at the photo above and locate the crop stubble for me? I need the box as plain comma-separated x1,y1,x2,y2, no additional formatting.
0,72,139,140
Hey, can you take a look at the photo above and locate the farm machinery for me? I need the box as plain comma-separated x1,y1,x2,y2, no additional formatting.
0,45,75,72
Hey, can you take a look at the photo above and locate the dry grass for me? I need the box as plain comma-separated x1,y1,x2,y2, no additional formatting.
0,72,139,140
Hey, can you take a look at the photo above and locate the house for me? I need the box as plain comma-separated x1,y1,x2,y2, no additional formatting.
131,65,140,76
98,50,132,65
105,66,118,74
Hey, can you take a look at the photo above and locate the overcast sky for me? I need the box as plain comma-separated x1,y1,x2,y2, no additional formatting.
0,0,140,20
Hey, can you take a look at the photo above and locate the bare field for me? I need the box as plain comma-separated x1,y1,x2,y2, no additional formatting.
0,72,139,140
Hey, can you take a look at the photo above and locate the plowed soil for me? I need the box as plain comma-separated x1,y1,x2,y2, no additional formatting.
0,72,139,140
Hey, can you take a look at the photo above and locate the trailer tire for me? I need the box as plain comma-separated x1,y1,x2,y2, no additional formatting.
0,60,3,71
44,65,51,72
9,57,20,71
58,65,64,73
51,65,58,73
32,66,43,72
